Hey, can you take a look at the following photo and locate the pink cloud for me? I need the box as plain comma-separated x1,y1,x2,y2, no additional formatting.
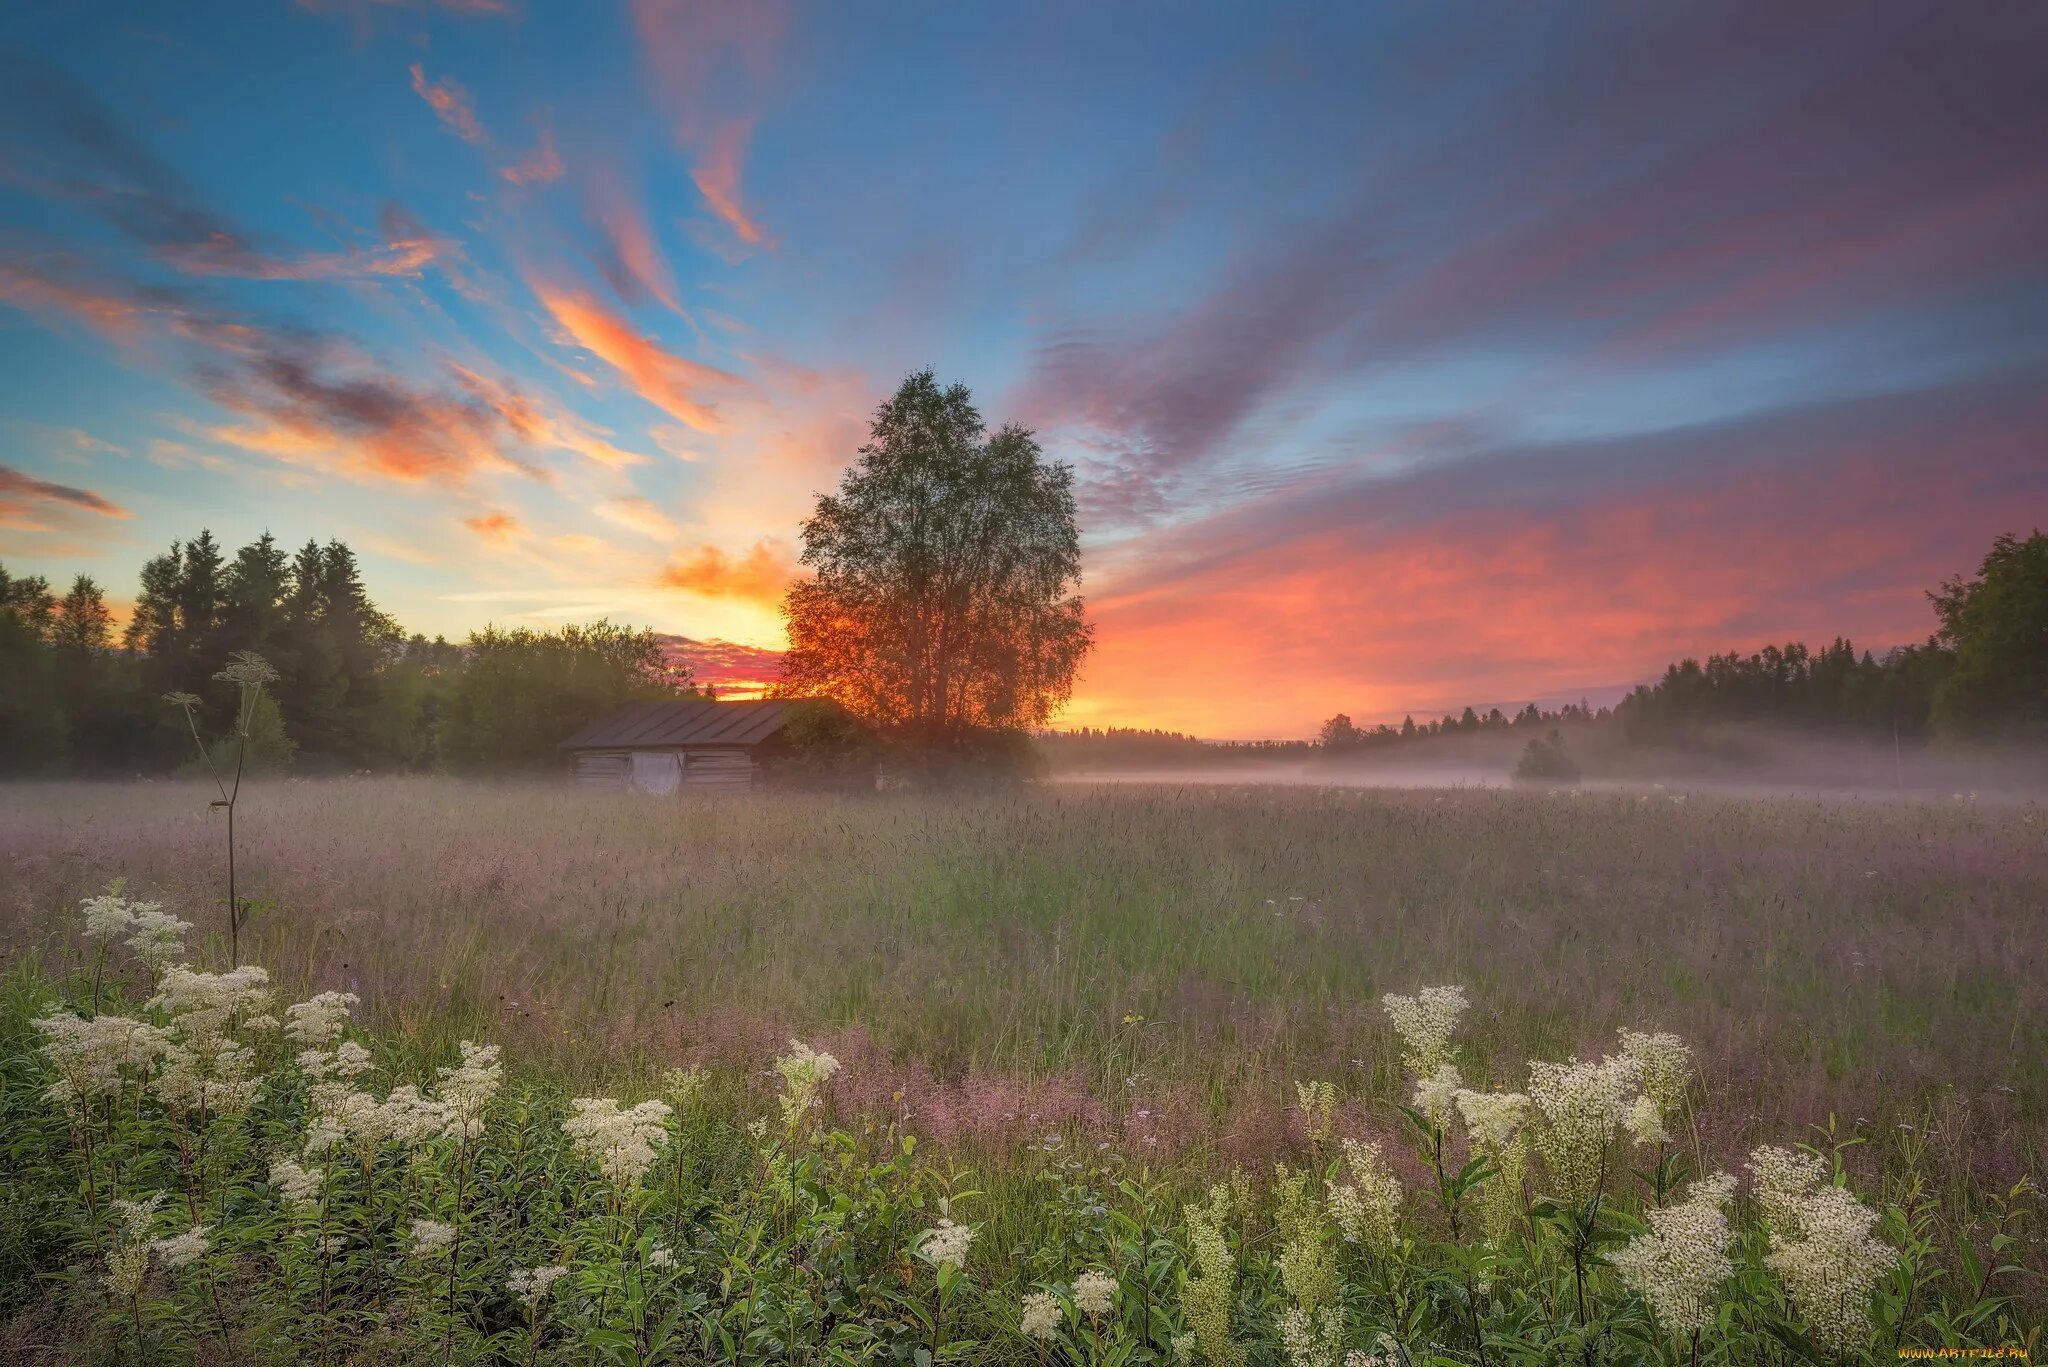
409,63,486,144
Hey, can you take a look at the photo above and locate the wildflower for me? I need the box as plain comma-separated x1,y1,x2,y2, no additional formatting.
82,887,138,940
269,1157,324,1210
315,1234,346,1258
155,1035,262,1115
647,1244,676,1270
1748,1145,1828,1236
1171,1333,1197,1363
1409,1063,1462,1131
1757,1173,1893,1355
381,1085,453,1150
917,1217,975,1271
1609,1173,1736,1336
508,1264,571,1308
283,991,359,1046
105,1195,165,1299
562,1097,674,1188
662,1064,708,1111
1455,1090,1531,1247
1073,1268,1118,1317
408,1220,455,1255
1329,1138,1403,1254
436,1040,501,1140
214,650,280,689
1279,1305,1346,1367
1182,1182,1248,1367
1528,1053,1641,1205
1021,1289,1063,1340
1617,1030,1691,1115
149,965,273,1041
775,1040,841,1124
1295,1080,1338,1144
1624,1093,1671,1147
126,909,195,973
1381,985,1468,1077
1275,1166,1339,1319
149,1226,211,1270
34,1011,171,1113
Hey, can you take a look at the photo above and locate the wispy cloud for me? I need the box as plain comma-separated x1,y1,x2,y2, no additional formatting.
594,494,679,540
656,537,794,605
409,62,487,144
0,463,130,531
461,510,522,542
531,280,740,432
688,120,768,250
501,124,564,186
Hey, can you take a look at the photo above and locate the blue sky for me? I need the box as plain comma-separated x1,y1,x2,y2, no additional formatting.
3,1,2045,735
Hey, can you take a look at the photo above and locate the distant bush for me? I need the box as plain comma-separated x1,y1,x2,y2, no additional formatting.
1514,729,1581,783
760,699,880,790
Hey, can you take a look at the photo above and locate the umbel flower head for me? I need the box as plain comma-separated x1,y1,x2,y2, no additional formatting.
775,1040,841,1125
1020,1289,1062,1340
562,1097,674,1188
1749,1147,1894,1355
1380,985,1468,1078
1609,1172,1736,1336
1527,1052,1643,1206
917,1217,975,1272
1073,1268,1118,1317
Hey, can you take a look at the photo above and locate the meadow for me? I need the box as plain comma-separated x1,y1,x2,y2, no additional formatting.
1,777,2042,1361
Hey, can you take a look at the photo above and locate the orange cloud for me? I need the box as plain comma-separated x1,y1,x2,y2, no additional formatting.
502,125,564,185
409,63,486,144
585,174,686,314
656,538,794,606
462,510,522,542
0,263,157,342
689,120,768,248
593,495,678,540
0,463,130,531
532,282,739,432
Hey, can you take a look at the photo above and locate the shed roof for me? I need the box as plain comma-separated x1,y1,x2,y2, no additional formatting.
559,698,795,750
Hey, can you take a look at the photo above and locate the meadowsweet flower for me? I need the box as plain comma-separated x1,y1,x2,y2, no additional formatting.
105,1195,165,1299
1528,1053,1641,1205
408,1220,455,1255
1456,1089,1532,1246
149,1225,211,1270
149,965,272,1040
380,1085,452,1150
1609,1173,1736,1336
1625,1093,1671,1147
562,1097,674,1188
1747,1145,1828,1235
662,1064,708,1111
155,1036,262,1114
1328,1138,1403,1253
647,1243,676,1270
1182,1184,1246,1367
1021,1289,1062,1340
1764,1181,1893,1355
436,1041,501,1140
1279,1305,1345,1367
1381,985,1468,1077
269,1157,323,1210
775,1040,841,1125
507,1264,570,1308
126,909,195,973
1410,1063,1462,1131
1295,1080,1338,1144
315,1234,346,1258
1171,1332,1197,1362
918,1217,975,1271
1073,1268,1118,1317
284,991,359,1046
1617,1030,1691,1115
81,887,139,940
34,1011,171,1113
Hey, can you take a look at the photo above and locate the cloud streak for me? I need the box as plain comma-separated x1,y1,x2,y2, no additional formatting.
0,463,130,531
532,281,739,432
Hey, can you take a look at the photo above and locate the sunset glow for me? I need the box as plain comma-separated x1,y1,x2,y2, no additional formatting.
3,3,2044,737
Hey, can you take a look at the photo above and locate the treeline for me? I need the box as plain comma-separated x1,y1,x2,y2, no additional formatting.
1,531,696,777
1315,531,2047,754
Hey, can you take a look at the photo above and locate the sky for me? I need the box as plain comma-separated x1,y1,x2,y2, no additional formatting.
1,1,2044,739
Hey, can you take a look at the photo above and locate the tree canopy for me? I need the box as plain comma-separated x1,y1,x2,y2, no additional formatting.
777,370,1093,741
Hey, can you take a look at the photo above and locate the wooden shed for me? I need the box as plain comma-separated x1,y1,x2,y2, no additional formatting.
559,698,798,795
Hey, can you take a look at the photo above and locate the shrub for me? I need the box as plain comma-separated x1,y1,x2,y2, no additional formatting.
1513,729,1580,784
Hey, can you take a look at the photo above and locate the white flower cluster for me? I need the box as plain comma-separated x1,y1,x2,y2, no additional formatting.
508,1263,571,1309
105,1194,166,1299
284,991,359,1046
1608,1172,1736,1335
1278,1304,1345,1367
1409,1063,1463,1131
1021,1289,1062,1340
1749,1147,1893,1354
408,1219,455,1255
436,1041,502,1140
1073,1268,1118,1317
562,1097,674,1188
79,887,193,973
1380,985,1468,1077
1328,1138,1403,1254
150,1225,211,1270
918,1217,975,1271
1527,1053,1642,1205
774,1040,841,1124
1617,1030,1691,1115
268,1157,324,1211
33,1010,171,1113
156,1034,262,1115
148,965,273,1040
1294,1080,1337,1144
1454,1089,1530,1153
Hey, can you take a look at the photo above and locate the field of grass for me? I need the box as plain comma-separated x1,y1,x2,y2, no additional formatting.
0,777,2042,1359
